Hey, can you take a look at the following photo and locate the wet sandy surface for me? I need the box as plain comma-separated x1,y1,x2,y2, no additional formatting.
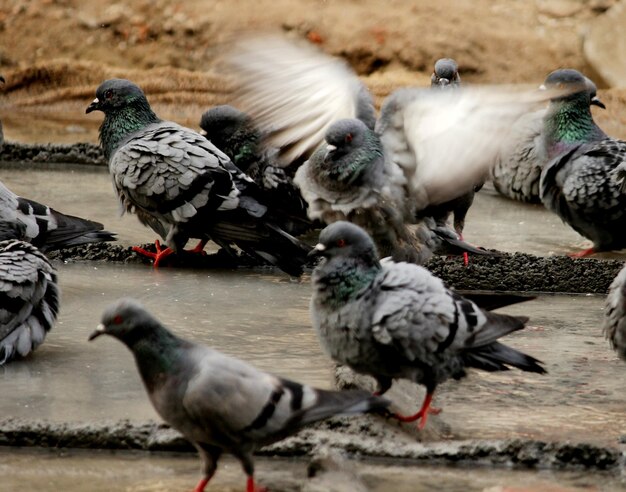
0,447,621,492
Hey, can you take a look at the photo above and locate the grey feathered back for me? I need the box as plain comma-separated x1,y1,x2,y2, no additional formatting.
0,239,59,365
604,264,626,361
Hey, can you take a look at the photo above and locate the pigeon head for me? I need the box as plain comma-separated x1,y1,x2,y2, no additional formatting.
199,105,249,139
431,58,460,88
89,298,160,346
310,221,380,264
541,69,604,108
324,119,370,158
86,79,150,114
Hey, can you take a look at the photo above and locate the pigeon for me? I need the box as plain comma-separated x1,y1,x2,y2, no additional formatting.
89,298,390,492
539,69,626,257
226,35,563,218
86,78,312,275
309,221,546,429
198,105,311,234
0,221,59,365
430,58,461,88
293,118,494,264
492,71,605,203
603,264,626,361
0,179,115,252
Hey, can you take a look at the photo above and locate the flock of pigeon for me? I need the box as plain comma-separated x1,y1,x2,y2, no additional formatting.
2,34,626,492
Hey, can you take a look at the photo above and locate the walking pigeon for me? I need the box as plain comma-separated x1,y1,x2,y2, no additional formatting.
604,264,626,361
89,298,390,492
0,179,115,251
0,221,59,365
430,58,461,88
86,79,311,275
309,221,546,429
539,69,626,257
492,71,604,203
225,35,561,216
293,118,494,264
198,105,311,234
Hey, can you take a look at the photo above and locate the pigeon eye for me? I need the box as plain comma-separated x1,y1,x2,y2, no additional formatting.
345,133,353,143
104,90,113,100
113,315,123,324
336,239,346,247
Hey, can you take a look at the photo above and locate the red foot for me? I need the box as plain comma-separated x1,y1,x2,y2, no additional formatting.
463,252,469,266
247,476,268,492
193,477,210,492
132,239,174,267
567,247,595,258
186,239,208,255
391,392,441,430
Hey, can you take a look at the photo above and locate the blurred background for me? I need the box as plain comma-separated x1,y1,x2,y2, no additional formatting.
0,0,624,144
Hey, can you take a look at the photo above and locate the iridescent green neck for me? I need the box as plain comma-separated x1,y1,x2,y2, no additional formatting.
544,95,606,159
321,134,384,188
315,257,380,307
99,102,159,160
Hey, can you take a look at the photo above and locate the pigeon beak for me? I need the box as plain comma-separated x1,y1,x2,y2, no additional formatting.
88,323,107,341
538,84,546,91
86,97,100,114
308,243,326,257
325,144,337,159
590,95,606,109
437,78,450,87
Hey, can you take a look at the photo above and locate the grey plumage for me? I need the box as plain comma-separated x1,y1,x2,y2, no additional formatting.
0,179,115,252
604,264,626,361
89,298,389,492
539,69,626,255
309,222,545,428
87,78,311,275
294,118,493,264
493,72,604,203
0,227,59,365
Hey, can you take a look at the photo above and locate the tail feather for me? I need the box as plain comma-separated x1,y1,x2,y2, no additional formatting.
460,291,536,311
465,341,546,374
432,227,498,257
38,208,116,252
300,389,390,425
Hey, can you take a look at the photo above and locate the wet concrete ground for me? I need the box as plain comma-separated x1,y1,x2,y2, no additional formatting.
0,162,626,489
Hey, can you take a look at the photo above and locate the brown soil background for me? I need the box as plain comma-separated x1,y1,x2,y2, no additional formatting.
0,0,625,144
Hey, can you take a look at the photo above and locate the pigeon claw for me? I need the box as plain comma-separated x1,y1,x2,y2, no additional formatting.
391,392,441,430
185,239,208,256
567,247,595,258
247,476,268,492
463,252,469,267
132,240,175,267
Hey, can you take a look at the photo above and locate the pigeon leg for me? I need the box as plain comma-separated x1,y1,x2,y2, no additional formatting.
132,240,175,267
193,476,211,492
185,239,208,255
247,476,268,492
568,247,595,258
373,376,393,396
457,232,469,267
392,392,441,430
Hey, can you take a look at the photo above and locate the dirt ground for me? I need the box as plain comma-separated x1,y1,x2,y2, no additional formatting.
0,0,625,144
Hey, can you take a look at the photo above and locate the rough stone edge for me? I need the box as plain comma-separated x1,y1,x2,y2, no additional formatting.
0,418,623,472
0,141,106,167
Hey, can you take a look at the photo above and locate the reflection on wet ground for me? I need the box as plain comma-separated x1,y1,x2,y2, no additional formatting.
0,447,619,492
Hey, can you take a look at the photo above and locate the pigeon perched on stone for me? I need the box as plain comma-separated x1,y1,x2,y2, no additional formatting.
492,71,604,203
86,78,311,275
89,298,390,492
0,222,59,365
430,58,461,89
0,179,115,252
539,69,626,257
603,264,626,361
199,105,311,234
309,221,546,429
294,118,494,264
226,34,562,218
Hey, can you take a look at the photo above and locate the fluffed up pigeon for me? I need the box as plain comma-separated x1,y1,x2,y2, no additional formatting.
293,118,494,264
309,221,546,429
86,79,312,276
225,34,564,217
0,221,59,365
0,179,115,252
539,69,626,257
603,264,626,361
89,298,390,492
492,70,604,203
431,58,461,89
